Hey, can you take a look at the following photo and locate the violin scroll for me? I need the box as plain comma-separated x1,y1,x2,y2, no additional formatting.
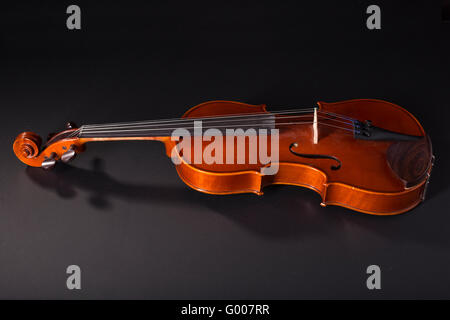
13,132,42,160
13,127,84,168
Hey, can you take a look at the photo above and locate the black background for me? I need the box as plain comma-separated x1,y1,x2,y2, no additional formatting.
0,0,449,299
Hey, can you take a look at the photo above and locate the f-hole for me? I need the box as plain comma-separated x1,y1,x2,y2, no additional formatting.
289,142,342,170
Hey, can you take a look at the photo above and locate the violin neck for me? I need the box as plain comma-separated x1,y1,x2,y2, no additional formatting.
79,125,189,138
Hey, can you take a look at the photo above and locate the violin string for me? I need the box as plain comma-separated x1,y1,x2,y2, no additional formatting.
82,108,314,128
78,120,355,135
80,114,354,134
319,110,355,121
79,118,355,136
65,107,359,139
82,111,355,130
66,118,355,139
81,113,354,134
82,108,355,130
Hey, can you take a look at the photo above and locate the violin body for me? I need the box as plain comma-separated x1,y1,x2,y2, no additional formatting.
13,99,434,215
173,99,433,215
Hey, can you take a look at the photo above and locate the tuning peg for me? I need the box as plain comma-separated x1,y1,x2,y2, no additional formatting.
41,153,57,170
61,145,76,163
65,122,78,129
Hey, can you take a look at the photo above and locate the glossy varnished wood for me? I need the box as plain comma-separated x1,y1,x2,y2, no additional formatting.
13,99,433,215
173,100,433,215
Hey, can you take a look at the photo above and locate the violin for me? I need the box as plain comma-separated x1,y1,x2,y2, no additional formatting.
13,99,434,215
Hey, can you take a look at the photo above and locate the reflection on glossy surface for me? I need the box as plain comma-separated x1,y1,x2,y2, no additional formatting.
24,158,450,249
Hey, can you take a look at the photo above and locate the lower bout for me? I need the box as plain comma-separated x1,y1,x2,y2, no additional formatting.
175,163,428,215
322,181,427,215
